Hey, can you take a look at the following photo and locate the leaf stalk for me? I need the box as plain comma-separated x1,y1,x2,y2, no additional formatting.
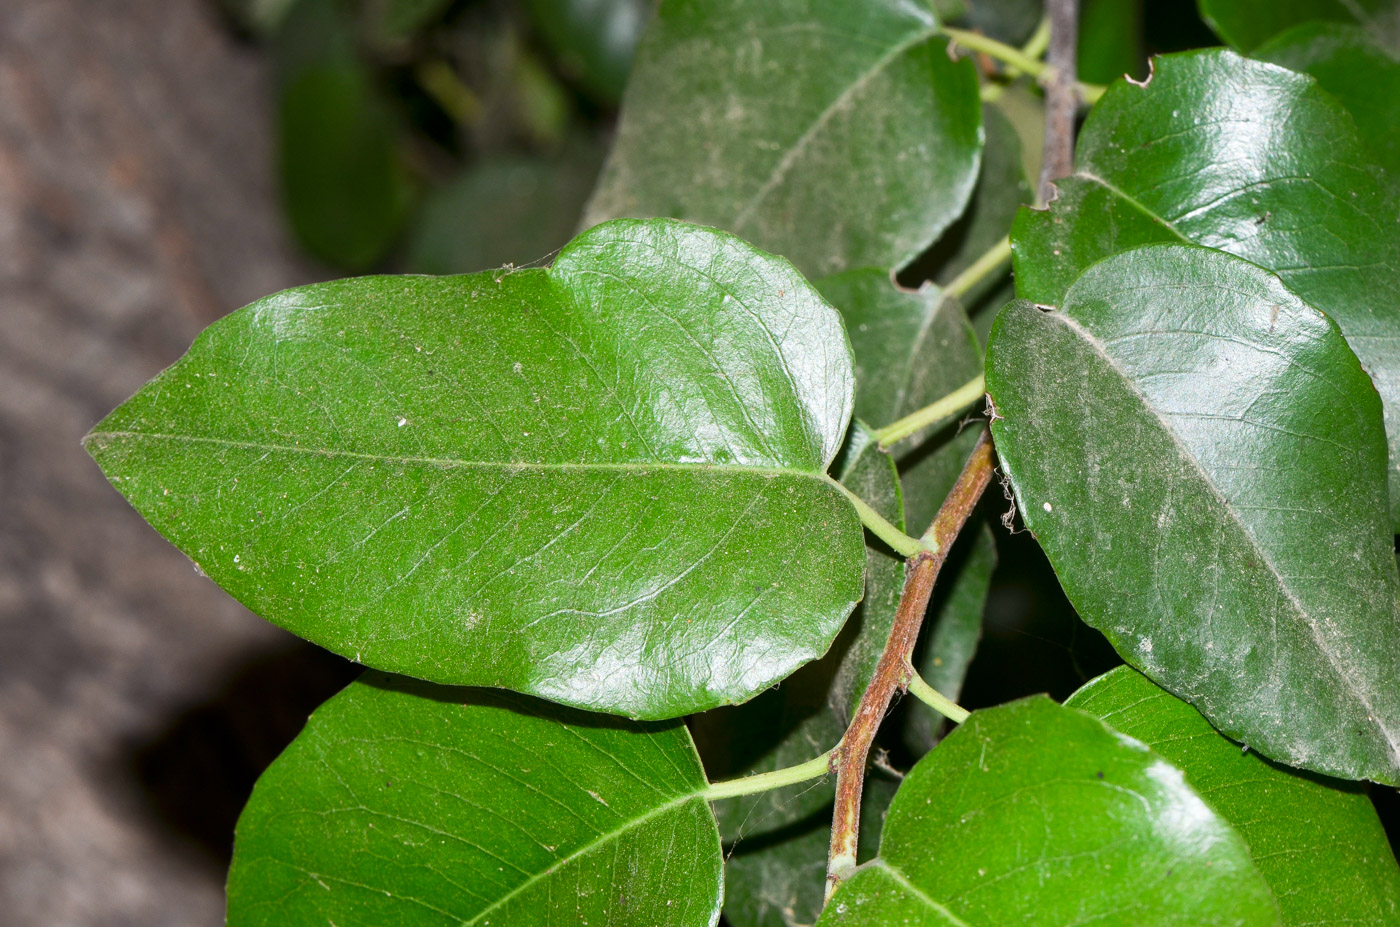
873,374,986,450
703,747,838,800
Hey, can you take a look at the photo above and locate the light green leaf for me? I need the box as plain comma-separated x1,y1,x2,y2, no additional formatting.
1255,23,1400,179
1199,0,1400,52
986,244,1400,784
227,673,723,926
583,0,983,278
1011,48,1400,527
85,218,866,720
1068,667,1400,926
818,697,1282,926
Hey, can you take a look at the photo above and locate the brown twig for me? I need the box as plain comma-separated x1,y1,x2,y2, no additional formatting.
825,430,996,896
1038,0,1080,203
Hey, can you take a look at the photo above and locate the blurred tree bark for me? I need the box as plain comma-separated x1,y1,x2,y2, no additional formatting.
0,1,316,924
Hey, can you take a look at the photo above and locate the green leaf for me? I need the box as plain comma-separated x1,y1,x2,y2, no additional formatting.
956,0,1043,45
1080,0,1148,85
583,1,984,278
1198,0,1400,52
1068,667,1400,926
275,0,413,270
1011,48,1400,528
227,673,723,926
85,218,866,720
986,244,1400,785
525,0,649,104
818,696,1282,926
406,140,604,275
1255,23,1400,179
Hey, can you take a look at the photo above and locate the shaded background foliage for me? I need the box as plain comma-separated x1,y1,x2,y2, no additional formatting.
2,0,1395,923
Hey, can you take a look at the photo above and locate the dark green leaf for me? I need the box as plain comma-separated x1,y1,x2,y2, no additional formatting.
85,218,866,720
986,245,1400,784
723,774,898,927
526,0,648,104
227,673,722,926
584,1,983,278
275,0,413,270
364,0,454,42
406,140,604,275
1255,23,1400,179
1068,667,1400,926
1011,49,1400,527
957,0,1043,45
1198,0,1400,52
815,269,983,531
1080,0,1148,84
818,697,1282,926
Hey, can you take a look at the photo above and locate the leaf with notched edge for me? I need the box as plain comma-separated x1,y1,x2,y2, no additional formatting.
1011,49,1400,528
227,673,723,926
85,218,866,720
987,244,1400,785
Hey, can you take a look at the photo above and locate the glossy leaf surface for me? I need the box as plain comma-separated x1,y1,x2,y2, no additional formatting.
1255,23,1400,178
86,218,866,720
227,673,722,926
1068,667,1400,926
584,0,983,278
818,697,1281,926
986,245,1400,784
1199,0,1400,52
1012,49,1400,526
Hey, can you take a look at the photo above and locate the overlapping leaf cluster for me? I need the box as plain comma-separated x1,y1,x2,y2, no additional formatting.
86,0,1400,924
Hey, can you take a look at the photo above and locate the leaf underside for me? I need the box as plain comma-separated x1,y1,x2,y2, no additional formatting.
86,218,866,720
987,244,1400,784
584,0,983,279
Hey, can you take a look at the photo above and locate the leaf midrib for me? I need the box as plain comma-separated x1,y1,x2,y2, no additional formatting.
730,23,940,233
85,430,831,481
461,791,710,927
1044,309,1400,764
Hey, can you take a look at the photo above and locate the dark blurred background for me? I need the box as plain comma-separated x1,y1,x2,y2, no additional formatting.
5,1,1390,924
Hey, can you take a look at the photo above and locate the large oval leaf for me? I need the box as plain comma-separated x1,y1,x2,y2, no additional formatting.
818,697,1281,926
986,245,1400,784
583,0,983,278
227,673,723,926
85,218,866,720
1011,49,1400,527
1068,667,1400,926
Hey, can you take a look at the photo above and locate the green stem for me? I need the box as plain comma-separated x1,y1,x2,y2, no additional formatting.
704,747,836,800
830,479,932,558
905,665,970,724
944,233,1012,301
872,374,986,450
944,27,1105,103
1021,15,1052,62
